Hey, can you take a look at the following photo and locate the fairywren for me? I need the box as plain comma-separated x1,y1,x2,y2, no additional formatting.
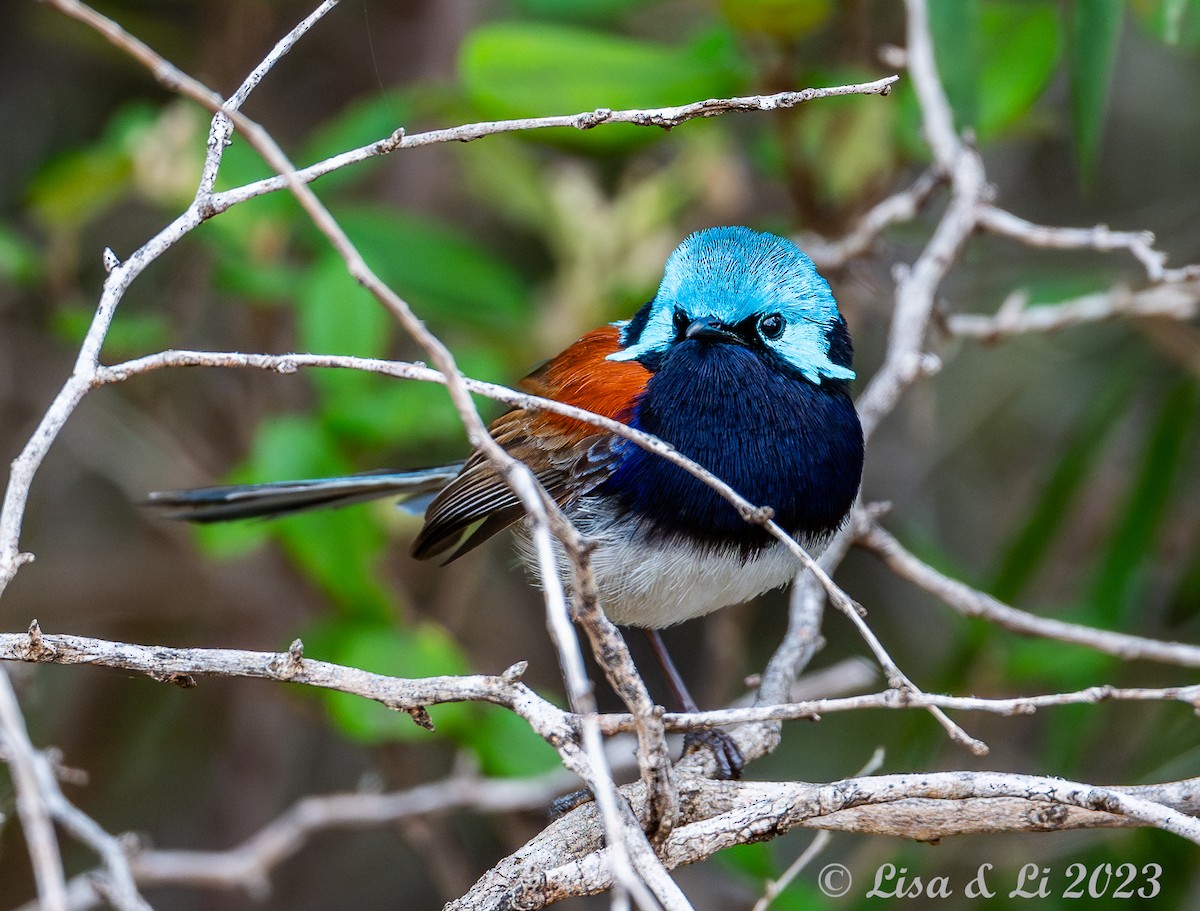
151,226,865,763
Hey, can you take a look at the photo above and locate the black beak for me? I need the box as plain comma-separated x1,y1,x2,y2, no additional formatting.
685,316,743,345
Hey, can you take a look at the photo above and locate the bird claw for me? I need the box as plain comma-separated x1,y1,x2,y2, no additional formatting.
549,787,594,818
683,728,744,780
549,731,742,822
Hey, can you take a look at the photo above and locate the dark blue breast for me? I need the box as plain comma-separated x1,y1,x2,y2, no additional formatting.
599,340,863,550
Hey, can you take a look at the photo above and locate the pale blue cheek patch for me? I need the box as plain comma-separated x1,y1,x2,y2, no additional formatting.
785,323,856,384
607,310,675,363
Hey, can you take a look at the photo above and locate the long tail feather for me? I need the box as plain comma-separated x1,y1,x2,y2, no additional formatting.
146,465,463,522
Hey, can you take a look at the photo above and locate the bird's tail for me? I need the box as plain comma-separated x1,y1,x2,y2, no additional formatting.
146,465,464,523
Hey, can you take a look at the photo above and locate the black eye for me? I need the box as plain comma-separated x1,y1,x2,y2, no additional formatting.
758,314,785,340
673,308,690,336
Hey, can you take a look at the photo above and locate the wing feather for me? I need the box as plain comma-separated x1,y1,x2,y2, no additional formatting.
411,327,649,560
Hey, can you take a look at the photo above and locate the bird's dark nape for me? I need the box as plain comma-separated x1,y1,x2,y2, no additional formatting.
826,315,854,371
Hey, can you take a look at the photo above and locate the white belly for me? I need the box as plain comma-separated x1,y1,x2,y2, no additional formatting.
517,513,819,628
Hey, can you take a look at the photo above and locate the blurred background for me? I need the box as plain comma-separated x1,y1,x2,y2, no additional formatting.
1,0,1199,908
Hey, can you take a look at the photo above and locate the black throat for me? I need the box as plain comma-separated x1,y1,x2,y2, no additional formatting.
599,337,864,551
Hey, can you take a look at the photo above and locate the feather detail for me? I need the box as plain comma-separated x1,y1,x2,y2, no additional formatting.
147,467,463,522
411,326,648,561
520,326,650,432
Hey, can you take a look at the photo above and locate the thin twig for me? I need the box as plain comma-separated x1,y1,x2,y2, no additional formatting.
0,667,68,911
947,281,1200,340
36,2,673,900
209,78,897,213
859,522,1200,667
802,169,943,270
6,0,1200,906
976,206,1199,284
456,771,1200,907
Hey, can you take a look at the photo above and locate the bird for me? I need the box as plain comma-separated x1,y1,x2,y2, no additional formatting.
149,226,865,775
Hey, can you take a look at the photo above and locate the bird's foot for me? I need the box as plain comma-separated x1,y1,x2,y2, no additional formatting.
683,728,744,780
549,787,594,818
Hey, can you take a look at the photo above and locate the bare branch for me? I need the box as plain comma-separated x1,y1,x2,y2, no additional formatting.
976,206,1200,284
11,765,578,911
451,771,1200,908
859,522,1200,667
0,627,586,736
227,1,338,112
0,667,68,911
210,77,897,212
11,627,1200,746
947,281,1200,341
0,665,151,911
751,748,883,911
37,763,1198,911
802,169,943,270
6,0,1200,906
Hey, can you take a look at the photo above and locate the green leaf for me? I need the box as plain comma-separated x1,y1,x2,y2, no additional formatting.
27,103,158,229
291,209,531,445
894,2,1059,153
792,73,899,207
193,511,274,559
1003,629,1116,688
193,414,341,560
51,307,171,357
990,369,1135,603
1071,0,1124,180
510,0,651,23
277,507,394,620
317,377,464,450
720,0,832,38
463,705,561,777
1166,549,1200,626
212,252,300,305
28,146,133,229
768,882,833,911
202,135,299,267
311,332,511,450
0,223,39,285
717,842,776,879
193,415,395,619
976,2,1061,141
297,254,392,359
1087,380,1200,625
212,131,277,191
714,842,834,911
458,23,744,151
316,207,531,331
297,90,413,195
311,620,473,743
927,0,980,133
454,134,554,230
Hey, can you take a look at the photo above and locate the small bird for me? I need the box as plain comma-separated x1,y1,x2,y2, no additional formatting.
151,226,864,772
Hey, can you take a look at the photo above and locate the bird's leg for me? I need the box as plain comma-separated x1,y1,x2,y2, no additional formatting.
643,629,743,780
551,627,743,818
643,627,700,713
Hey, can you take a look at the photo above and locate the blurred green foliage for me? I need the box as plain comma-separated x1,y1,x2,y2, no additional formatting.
5,0,1200,905
460,23,745,150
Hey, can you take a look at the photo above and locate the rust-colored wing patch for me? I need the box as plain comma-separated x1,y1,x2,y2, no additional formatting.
411,325,649,561
520,326,650,437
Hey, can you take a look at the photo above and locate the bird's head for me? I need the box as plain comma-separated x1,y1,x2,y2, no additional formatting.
608,226,855,386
